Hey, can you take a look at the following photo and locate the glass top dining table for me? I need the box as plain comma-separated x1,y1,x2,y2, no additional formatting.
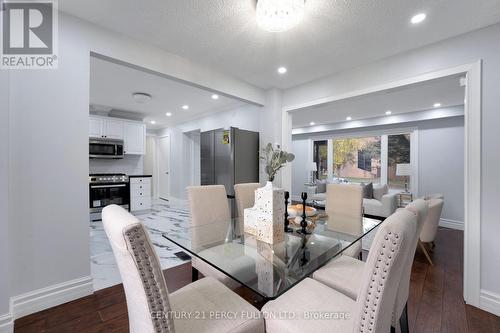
162,214,383,300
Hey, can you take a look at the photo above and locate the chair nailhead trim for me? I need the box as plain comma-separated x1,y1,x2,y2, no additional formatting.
357,230,402,333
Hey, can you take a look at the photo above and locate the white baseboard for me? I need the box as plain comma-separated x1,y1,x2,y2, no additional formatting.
0,313,13,333
10,276,93,320
480,289,500,317
439,218,464,230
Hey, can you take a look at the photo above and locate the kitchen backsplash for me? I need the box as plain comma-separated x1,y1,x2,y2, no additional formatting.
90,155,144,175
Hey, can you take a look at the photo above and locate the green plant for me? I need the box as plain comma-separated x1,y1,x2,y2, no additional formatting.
260,143,295,182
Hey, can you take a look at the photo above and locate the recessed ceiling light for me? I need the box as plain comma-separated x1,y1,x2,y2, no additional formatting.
433,103,442,108
182,105,189,110
309,121,315,126
277,67,287,74
150,120,156,125
385,110,392,115
411,13,426,24
165,112,172,117
211,94,219,100
346,116,352,121
132,92,152,104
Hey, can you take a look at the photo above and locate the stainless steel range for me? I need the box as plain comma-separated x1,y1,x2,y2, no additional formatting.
89,173,130,221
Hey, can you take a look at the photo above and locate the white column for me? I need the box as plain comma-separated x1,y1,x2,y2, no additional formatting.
327,139,334,180
0,70,12,324
381,135,388,185
260,89,285,186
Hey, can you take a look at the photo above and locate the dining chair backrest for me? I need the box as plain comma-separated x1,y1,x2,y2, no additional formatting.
187,185,231,250
390,199,429,325
187,185,231,226
234,183,261,217
102,205,175,333
353,209,417,333
325,184,363,235
420,198,444,243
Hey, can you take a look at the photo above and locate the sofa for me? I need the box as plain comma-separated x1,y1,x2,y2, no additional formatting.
310,181,399,218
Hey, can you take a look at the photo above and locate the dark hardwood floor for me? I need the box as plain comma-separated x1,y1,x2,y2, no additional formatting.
14,227,500,332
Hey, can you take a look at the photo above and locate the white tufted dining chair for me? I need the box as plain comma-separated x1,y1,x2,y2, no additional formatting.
234,183,261,217
187,185,255,289
102,205,264,333
262,209,417,333
312,199,428,333
325,183,364,259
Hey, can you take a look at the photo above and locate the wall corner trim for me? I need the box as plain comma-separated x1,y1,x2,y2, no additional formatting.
439,218,464,230
0,312,13,333
10,276,93,320
479,289,500,317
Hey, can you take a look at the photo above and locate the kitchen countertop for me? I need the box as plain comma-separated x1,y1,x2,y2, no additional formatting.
128,175,152,178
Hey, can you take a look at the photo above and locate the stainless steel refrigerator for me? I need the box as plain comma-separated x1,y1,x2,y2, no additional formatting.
201,127,260,216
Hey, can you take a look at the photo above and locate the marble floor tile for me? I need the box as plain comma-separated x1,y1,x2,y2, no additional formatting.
90,199,191,291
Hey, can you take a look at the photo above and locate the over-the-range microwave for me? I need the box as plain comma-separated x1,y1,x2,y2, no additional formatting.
89,138,124,159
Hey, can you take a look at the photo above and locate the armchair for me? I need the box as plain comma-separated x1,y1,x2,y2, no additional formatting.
363,184,399,218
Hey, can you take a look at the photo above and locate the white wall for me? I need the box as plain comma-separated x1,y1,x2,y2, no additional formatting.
8,14,91,299
418,117,464,223
284,23,500,299
0,70,11,325
89,155,144,175
144,135,158,197
291,138,311,198
2,11,266,322
158,104,262,200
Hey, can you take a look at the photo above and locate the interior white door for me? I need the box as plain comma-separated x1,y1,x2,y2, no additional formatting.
158,136,170,200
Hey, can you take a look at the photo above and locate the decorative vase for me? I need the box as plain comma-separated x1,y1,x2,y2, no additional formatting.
243,181,285,244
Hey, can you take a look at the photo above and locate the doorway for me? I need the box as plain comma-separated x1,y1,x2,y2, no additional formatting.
159,135,171,200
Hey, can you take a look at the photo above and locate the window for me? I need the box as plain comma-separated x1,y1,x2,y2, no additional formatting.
313,131,413,189
388,134,411,190
332,136,381,184
313,140,328,180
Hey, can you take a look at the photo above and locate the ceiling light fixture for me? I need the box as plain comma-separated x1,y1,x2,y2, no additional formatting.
166,112,172,117
277,66,287,74
433,103,442,108
211,94,219,100
256,0,305,32
150,120,156,125
309,121,315,126
385,110,392,115
411,13,426,24
182,105,189,110
346,116,352,121
132,92,152,104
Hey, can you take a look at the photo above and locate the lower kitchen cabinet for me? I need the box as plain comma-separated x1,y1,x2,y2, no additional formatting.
130,176,152,211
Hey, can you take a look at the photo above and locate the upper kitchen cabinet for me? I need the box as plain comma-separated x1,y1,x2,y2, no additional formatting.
88,116,123,140
89,116,146,155
124,122,146,155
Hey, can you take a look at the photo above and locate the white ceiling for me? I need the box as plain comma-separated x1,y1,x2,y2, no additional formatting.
292,75,465,128
89,56,249,129
62,1,500,90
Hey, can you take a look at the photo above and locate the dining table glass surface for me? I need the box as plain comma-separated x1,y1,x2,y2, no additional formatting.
162,214,382,300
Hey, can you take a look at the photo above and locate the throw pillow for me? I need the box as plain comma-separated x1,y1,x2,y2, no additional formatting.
363,182,373,199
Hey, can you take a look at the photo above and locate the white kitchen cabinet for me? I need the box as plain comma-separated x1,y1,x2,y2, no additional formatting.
124,122,146,155
103,118,124,140
89,116,124,140
89,117,103,138
89,116,145,155
130,177,152,211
